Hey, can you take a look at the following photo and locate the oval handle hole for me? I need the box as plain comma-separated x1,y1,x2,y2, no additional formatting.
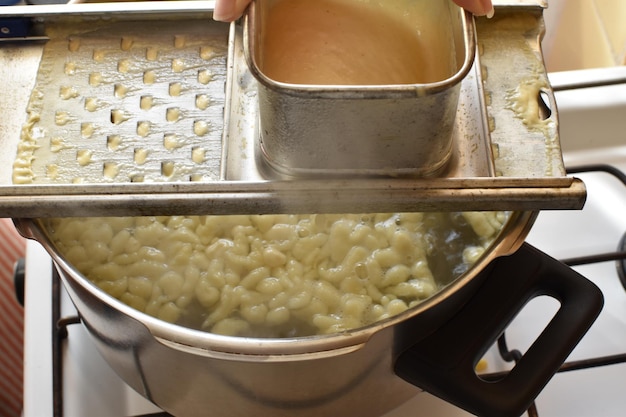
538,90,553,120
475,295,561,382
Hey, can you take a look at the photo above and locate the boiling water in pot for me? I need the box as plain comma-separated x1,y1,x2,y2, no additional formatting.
40,211,506,338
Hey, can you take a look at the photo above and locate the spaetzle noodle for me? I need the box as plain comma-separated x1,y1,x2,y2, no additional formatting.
42,211,506,337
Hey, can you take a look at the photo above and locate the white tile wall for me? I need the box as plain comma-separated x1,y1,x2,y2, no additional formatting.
542,0,626,71
594,0,626,64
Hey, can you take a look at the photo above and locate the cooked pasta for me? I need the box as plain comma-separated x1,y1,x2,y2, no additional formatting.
42,211,507,337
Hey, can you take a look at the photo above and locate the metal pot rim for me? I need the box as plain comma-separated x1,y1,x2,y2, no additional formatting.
15,210,537,358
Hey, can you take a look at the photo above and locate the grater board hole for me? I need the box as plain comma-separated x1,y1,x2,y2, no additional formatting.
195,94,209,110
64,62,77,76
193,120,209,136
50,137,64,153
199,46,216,60
114,84,128,98
161,161,175,177
47,164,59,180
120,36,134,51
89,72,103,87
111,109,127,125
55,111,70,126
163,134,180,150
169,82,182,97
134,148,148,165
198,69,212,84
143,70,156,84
137,121,151,137
166,108,180,122
81,123,94,139
139,95,154,110
107,135,121,151
191,147,206,164
103,162,119,179
174,35,186,49
146,46,158,61
118,59,131,73
76,149,93,166
59,86,79,100
93,49,106,62
85,97,98,112
171,58,185,73
67,37,80,52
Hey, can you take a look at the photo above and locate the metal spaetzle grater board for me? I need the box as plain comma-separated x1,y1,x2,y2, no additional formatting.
0,0,586,218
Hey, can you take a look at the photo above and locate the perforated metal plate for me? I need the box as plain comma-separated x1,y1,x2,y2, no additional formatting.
0,1,586,217
14,18,228,184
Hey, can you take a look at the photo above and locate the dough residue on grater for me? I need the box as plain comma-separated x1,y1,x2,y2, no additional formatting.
13,18,228,184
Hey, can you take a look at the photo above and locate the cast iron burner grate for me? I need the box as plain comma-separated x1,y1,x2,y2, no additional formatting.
49,266,174,417
563,165,626,293
619,233,626,291
42,165,626,417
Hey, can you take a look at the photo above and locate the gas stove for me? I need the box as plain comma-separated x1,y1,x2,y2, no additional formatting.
19,1,626,415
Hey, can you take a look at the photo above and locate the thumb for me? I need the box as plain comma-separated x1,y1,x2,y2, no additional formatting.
453,0,494,17
213,0,252,22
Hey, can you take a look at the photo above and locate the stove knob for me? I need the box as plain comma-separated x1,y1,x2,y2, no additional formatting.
13,257,25,307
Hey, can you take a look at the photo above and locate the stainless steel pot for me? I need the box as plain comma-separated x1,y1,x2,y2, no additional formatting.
14,212,603,417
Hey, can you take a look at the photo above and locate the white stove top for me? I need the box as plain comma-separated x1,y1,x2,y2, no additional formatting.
21,66,626,417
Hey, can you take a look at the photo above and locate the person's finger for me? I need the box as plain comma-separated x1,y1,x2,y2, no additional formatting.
214,0,493,22
453,0,494,17
213,0,252,22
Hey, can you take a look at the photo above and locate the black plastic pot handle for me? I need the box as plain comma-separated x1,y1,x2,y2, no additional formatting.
394,243,604,417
